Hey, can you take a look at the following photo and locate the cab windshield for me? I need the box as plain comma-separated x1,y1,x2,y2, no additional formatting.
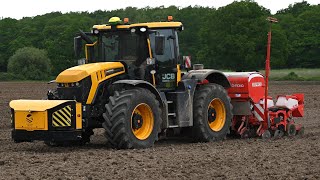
98,31,149,66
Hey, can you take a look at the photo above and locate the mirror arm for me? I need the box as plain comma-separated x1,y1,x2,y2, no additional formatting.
79,29,93,44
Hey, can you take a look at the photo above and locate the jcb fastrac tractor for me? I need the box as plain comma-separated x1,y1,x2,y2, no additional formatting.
10,17,233,149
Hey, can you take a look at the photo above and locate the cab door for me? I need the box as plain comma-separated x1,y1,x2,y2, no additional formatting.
150,29,179,89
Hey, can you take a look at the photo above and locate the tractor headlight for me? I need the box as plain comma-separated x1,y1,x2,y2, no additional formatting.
140,27,146,32
70,82,80,87
58,82,80,87
91,29,99,34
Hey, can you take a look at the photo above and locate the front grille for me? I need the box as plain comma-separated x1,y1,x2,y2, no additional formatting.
57,76,92,103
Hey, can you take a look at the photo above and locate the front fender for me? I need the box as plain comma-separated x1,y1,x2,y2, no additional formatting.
91,79,159,105
113,80,168,128
113,80,165,108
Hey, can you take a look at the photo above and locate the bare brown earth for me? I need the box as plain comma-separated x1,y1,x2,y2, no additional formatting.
0,81,319,179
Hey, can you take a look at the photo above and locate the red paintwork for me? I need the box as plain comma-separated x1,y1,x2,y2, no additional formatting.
264,30,272,127
225,72,265,103
198,79,209,85
292,94,304,117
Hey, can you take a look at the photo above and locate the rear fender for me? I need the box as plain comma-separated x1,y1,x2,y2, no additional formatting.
182,69,231,88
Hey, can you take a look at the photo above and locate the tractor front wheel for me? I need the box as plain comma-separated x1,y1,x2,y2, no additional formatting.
102,87,162,149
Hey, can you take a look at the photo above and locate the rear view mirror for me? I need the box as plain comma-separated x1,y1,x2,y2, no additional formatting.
74,36,82,57
183,56,192,69
155,35,165,55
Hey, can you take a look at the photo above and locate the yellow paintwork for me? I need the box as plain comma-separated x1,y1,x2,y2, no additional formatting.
152,73,156,87
14,111,48,131
86,69,125,104
208,98,226,131
10,100,72,111
109,17,121,23
93,24,130,30
56,62,124,83
147,38,153,59
93,22,182,31
56,62,125,104
130,22,182,28
76,103,82,129
131,103,154,140
85,41,97,62
176,64,181,85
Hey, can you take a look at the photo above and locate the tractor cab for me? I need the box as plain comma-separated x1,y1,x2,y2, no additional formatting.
74,16,183,89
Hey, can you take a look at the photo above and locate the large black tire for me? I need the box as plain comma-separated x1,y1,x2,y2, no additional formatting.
102,87,162,149
192,83,232,142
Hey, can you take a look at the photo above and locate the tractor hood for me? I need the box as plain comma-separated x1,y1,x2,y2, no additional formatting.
56,62,125,83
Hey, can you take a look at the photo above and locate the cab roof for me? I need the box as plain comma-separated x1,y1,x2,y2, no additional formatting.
92,22,183,31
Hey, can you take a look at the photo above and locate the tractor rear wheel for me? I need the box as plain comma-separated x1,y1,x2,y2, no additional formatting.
192,83,232,142
102,87,162,149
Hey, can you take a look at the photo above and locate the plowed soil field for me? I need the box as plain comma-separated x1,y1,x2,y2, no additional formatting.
0,81,319,179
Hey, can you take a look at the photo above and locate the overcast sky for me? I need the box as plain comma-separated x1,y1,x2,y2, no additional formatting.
1,0,319,19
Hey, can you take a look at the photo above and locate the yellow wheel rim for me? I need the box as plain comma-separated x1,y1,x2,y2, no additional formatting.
208,98,226,131
131,103,154,140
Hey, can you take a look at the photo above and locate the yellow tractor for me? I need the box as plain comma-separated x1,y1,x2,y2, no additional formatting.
10,16,232,149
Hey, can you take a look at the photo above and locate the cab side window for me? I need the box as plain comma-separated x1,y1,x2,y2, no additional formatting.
150,29,175,66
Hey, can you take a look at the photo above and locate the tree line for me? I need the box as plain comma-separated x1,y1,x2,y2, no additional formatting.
0,0,319,78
